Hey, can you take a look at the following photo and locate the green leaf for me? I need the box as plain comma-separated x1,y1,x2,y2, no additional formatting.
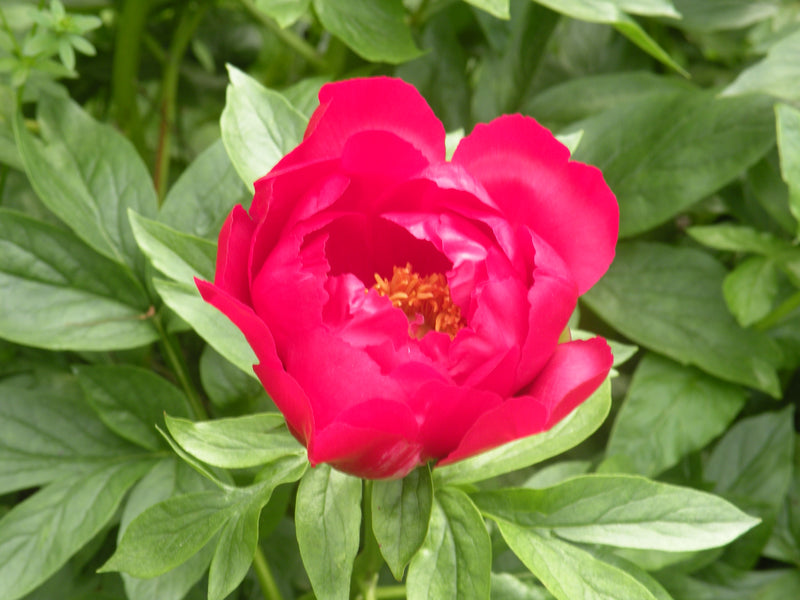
164,413,304,469
407,489,491,600
311,0,422,64
130,210,217,283
14,94,157,270
0,209,157,351
474,474,759,551
687,223,790,256
0,460,151,600
119,459,215,600
496,524,659,600
220,65,307,185
253,0,311,27
669,0,779,31
723,256,781,327
723,30,800,103
572,91,775,237
0,381,143,494
463,0,510,19
434,378,611,485
583,242,782,396
153,278,257,376
776,103,800,232
372,467,433,579
530,0,685,74
76,365,192,451
764,438,800,565
199,345,268,412
490,573,554,600
295,464,362,600
605,354,745,477
160,139,251,240
208,501,261,600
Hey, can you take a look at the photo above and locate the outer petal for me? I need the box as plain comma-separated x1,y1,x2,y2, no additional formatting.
452,114,618,294
310,399,423,479
196,279,315,444
439,338,612,465
214,205,256,304
281,77,446,168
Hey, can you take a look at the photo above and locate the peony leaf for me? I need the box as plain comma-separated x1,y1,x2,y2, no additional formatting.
153,279,257,376
434,378,611,485
220,65,307,186
296,464,362,600
160,139,252,240
604,354,745,477
311,0,422,64
474,475,760,551
13,95,157,271
669,0,779,31
723,256,781,327
583,242,782,396
496,524,659,600
687,223,790,256
130,210,217,283
462,0,510,19
0,209,157,351
407,489,491,600
573,90,775,237
253,0,311,28
723,30,800,102
164,412,304,469
0,461,152,600
776,103,800,232
371,466,433,580
76,364,192,451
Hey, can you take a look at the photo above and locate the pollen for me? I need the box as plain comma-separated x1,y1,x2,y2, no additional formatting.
372,263,464,338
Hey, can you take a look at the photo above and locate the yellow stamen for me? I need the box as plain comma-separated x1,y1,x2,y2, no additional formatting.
372,263,464,338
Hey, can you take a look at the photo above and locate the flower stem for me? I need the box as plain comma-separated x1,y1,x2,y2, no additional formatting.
352,481,386,600
152,313,207,420
238,0,329,71
153,2,208,201
253,545,285,600
374,586,407,599
755,288,800,331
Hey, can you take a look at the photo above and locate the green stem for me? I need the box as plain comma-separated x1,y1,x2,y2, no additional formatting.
253,546,286,600
239,0,329,71
352,481,385,600
154,2,208,201
755,288,800,331
374,586,406,599
111,0,151,157
153,313,207,420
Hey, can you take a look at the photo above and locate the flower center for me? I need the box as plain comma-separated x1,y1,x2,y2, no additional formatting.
372,263,464,338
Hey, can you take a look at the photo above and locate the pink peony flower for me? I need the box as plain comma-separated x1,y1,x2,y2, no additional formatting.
197,77,618,479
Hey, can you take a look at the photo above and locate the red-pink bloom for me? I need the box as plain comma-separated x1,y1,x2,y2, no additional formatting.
198,77,618,479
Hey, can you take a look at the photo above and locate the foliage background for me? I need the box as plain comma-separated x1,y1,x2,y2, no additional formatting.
1,0,800,599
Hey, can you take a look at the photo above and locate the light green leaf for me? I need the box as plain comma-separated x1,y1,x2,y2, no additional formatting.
312,0,422,64
0,461,151,600
776,103,800,232
496,524,659,600
474,474,759,551
723,30,800,103
0,381,143,494
723,256,781,327
164,413,303,469
199,345,268,411
0,209,157,351
372,467,433,580
434,378,610,485
76,365,192,451
669,0,779,31
208,502,261,600
407,489,491,600
253,0,311,27
463,0,510,19
687,223,790,255
160,139,251,240
605,354,745,477
573,91,775,237
583,242,781,396
490,572,554,600
296,464,362,600
220,65,308,185
14,94,157,270
153,278,257,376
130,210,217,283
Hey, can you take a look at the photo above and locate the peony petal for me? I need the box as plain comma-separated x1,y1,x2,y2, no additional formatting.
214,205,256,304
526,337,613,427
452,114,618,294
309,399,423,479
439,338,612,466
281,77,446,168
